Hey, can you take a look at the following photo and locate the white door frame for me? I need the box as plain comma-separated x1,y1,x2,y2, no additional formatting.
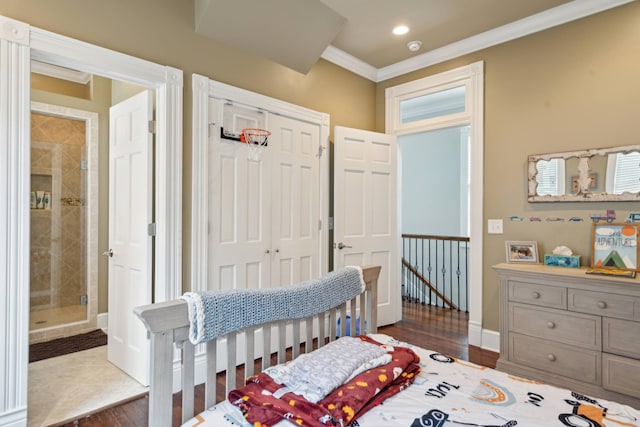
385,61,489,349
0,15,182,425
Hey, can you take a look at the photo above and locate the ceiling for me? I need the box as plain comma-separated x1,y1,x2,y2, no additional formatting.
195,0,632,82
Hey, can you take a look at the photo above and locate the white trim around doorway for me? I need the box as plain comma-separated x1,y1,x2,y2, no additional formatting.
384,61,489,350
0,14,183,426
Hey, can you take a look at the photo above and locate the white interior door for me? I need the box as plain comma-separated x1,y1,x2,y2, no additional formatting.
269,114,321,286
333,126,400,326
208,99,271,291
107,90,153,385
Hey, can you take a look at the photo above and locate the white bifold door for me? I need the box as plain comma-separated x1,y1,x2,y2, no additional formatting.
208,101,322,291
333,126,400,326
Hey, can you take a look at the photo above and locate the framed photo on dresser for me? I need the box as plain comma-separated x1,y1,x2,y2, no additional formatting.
505,241,539,264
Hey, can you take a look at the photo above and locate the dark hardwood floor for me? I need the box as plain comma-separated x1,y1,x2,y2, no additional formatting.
57,301,497,427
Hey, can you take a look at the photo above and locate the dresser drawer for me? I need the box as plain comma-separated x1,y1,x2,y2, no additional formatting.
508,280,566,309
603,317,640,358
568,289,640,320
509,333,601,384
603,353,640,397
509,304,600,350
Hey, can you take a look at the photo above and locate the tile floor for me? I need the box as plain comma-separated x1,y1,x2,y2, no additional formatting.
28,346,148,427
30,305,87,331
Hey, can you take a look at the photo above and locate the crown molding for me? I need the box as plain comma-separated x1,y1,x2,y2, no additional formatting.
322,0,635,83
320,45,378,81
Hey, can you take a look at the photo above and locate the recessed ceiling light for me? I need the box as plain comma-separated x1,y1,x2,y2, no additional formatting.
392,25,409,35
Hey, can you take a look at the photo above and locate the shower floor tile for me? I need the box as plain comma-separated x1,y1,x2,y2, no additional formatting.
30,304,86,330
28,346,148,427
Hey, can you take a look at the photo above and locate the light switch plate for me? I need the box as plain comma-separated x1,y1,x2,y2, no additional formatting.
488,219,503,234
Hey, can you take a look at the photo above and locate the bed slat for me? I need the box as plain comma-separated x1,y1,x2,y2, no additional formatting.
277,322,286,364
205,340,216,409
262,325,271,370
318,312,326,348
181,341,195,423
306,317,313,352
245,328,255,379
292,320,301,359
148,331,173,427
226,333,237,393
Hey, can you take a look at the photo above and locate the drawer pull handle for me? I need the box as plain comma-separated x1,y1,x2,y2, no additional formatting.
597,301,607,309
546,321,556,329
547,354,556,362
531,291,541,299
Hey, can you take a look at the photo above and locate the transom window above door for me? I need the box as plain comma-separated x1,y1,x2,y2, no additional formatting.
399,86,465,124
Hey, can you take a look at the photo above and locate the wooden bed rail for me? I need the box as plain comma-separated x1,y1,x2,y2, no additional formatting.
134,265,381,427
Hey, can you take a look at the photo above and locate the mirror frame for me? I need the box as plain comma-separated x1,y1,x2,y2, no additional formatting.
528,145,640,202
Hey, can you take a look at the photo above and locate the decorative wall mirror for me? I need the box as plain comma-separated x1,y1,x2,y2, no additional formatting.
528,145,640,202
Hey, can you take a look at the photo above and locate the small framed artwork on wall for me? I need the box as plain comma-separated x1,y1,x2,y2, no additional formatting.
505,241,539,264
591,223,639,271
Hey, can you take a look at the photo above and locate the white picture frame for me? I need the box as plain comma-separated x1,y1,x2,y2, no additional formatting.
505,241,539,264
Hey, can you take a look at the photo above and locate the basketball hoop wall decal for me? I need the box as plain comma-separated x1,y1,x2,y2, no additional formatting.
241,128,270,161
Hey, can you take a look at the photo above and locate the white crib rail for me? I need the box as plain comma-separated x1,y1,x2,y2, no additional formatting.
134,265,380,427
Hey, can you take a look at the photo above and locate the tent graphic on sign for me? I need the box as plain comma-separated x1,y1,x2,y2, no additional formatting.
598,250,627,269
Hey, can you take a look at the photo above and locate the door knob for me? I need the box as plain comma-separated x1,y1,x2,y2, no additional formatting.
336,242,352,250
102,249,114,257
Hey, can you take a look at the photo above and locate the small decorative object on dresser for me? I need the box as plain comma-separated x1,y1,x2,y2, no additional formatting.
505,241,538,264
494,263,640,409
544,245,580,268
591,222,639,271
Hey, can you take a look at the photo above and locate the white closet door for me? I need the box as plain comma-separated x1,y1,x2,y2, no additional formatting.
208,101,271,291
268,115,321,287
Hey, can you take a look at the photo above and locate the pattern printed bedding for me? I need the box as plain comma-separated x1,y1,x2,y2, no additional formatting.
182,334,640,427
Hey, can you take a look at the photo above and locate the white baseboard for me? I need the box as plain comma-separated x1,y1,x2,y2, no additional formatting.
481,328,500,353
468,320,500,353
97,313,108,331
0,406,27,427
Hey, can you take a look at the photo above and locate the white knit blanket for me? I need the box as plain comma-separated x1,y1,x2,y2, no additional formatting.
180,266,364,345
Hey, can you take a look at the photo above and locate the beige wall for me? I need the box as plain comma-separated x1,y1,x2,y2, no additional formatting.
4,1,640,332
376,1,640,331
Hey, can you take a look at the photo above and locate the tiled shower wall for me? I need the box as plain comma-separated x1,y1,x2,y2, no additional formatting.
30,112,87,312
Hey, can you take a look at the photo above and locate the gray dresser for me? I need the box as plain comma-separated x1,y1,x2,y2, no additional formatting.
494,263,640,409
